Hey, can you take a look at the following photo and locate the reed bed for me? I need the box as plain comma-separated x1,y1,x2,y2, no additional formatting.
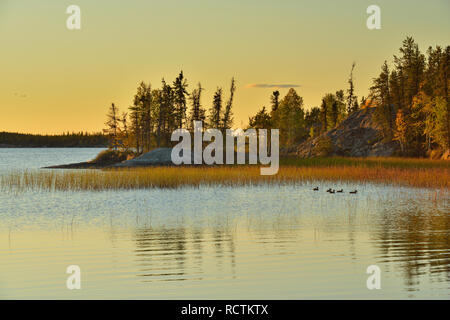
1,164,448,192
280,156,450,169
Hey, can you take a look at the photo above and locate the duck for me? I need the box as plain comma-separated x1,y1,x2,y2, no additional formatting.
313,187,319,191
349,190,358,194
329,189,336,194
337,189,343,193
326,188,332,192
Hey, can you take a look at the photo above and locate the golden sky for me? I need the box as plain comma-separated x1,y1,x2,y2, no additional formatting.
0,0,449,134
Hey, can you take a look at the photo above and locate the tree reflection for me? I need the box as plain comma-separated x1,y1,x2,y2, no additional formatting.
132,226,236,282
373,206,450,290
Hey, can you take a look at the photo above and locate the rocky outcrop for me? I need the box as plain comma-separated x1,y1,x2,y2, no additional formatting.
113,148,177,167
296,107,400,158
45,147,252,169
44,148,177,169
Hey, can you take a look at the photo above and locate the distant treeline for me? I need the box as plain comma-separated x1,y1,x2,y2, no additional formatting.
0,132,108,148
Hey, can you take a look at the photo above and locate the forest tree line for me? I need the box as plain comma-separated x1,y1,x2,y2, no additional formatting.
247,61,360,151
105,37,448,158
370,37,449,156
247,37,449,157
104,72,236,154
0,131,107,148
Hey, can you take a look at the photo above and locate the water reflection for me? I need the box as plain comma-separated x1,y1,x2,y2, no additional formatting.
373,207,450,291
133,226,238,282
1,184,449,298
134,227,186,281
116,188,450,297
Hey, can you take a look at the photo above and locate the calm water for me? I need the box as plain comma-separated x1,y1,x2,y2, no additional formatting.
0,148,449,299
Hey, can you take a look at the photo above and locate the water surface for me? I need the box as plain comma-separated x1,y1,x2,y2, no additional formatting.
0,148,449,299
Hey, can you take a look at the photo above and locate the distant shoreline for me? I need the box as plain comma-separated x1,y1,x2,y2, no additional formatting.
0,132,108,149
0,144,107,148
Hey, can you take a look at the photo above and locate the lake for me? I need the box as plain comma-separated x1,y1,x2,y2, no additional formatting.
0,148,449,299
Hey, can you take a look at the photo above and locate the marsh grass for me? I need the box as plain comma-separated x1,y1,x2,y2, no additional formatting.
280,156,450,169
1,157,448,192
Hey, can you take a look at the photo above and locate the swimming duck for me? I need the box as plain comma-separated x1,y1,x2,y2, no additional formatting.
313,187,319,191
337,189,343,193
349,190,357,194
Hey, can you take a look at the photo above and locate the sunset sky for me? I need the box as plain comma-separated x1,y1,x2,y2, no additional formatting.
1,0,449,134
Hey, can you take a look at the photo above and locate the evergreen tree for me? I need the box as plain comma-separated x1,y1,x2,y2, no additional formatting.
173,71,188,129
270,91,280,112
320,93,346,130
188,82,206,131
305,107,321,138
208,87,223,129
129,104,141,153
132,82,153,152
320,98,328,132
248,106,271,129
371,61,394,141
393,37,425,110
119,112,130,151
272,88,306,147
346,62,358,114
222,77,236,131
104,103,120,150
157,79,175,146
270,90,280,128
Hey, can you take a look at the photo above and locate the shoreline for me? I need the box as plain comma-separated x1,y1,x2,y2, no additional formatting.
43,162,110,169
42,155,450,170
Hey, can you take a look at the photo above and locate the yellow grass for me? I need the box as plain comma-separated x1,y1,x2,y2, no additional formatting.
1,163,448,191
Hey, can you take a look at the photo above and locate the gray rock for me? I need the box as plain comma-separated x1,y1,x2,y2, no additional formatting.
114,148,177,167
296,107,400,158
113,147,251,167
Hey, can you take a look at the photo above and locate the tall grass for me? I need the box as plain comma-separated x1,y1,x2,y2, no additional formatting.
280,156,450,169
1,161,448,191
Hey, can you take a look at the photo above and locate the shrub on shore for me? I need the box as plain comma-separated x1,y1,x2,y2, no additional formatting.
90,149,135,165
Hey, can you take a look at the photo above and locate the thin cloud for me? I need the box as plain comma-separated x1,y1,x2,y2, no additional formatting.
245,83,301,89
